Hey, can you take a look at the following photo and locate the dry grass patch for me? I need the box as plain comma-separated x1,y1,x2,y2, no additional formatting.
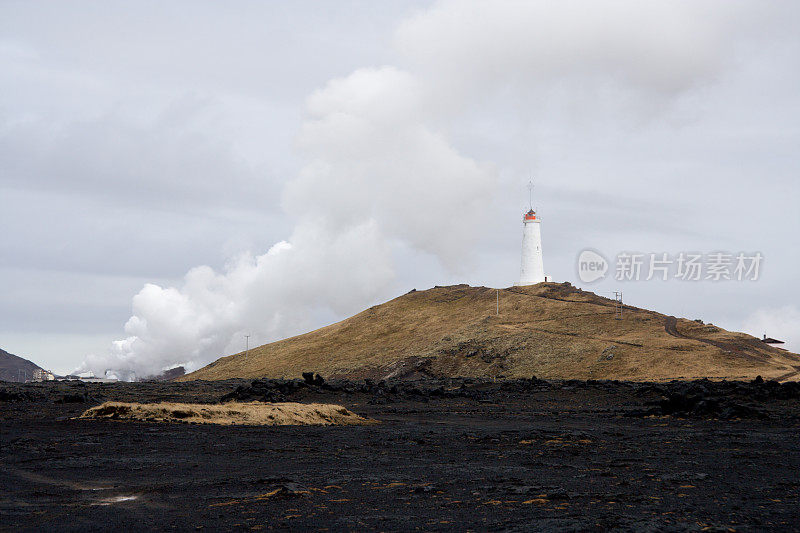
80,401,374,426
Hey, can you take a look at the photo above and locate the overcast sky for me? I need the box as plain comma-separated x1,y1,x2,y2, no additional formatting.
2,1,798,376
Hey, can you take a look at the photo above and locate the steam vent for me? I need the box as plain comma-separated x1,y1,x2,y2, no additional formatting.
517,208,545,285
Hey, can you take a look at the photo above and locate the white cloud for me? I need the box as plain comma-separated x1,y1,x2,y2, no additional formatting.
0,97,270,211
396,0,768,98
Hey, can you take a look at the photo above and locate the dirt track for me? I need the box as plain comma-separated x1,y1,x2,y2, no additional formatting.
2,378,799,531
663,315,767,364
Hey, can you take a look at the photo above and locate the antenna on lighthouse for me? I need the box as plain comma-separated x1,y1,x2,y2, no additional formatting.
528,180,534,211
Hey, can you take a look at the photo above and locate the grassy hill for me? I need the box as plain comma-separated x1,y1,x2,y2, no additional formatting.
182,283,800,382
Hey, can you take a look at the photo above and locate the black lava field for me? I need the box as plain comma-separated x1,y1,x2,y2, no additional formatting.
2,377,799,531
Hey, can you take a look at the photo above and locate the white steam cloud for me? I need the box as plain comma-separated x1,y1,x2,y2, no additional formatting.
78,222,393,378
286,67,496,265
77,65,497,379
77,1,777,379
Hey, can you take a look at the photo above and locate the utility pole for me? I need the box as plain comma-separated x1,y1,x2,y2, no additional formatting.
245,334,250,358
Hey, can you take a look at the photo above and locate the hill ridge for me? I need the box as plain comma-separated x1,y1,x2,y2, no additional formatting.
182,282,800,382
0,348,42,382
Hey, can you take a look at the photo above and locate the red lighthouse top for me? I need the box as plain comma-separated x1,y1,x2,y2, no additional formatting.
524,209,537,221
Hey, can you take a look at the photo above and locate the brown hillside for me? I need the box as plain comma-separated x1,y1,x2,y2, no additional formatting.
182,283,800,382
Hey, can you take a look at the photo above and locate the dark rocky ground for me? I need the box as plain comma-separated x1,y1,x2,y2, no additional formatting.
1,377,799,531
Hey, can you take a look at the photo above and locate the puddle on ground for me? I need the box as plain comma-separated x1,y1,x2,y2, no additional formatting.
93,495,138,506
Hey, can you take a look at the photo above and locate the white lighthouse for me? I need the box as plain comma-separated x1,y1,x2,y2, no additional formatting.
516,200,546,286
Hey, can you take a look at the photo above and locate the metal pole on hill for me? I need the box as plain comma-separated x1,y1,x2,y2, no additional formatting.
496,289,499,315
245,334,250,358
613,291,623,319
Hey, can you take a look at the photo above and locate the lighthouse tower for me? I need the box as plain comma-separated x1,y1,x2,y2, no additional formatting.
516,191,546,285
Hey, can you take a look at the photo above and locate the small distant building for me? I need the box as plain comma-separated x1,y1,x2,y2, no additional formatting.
761,334,785,345
56,374,118,383
32,368,55,382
